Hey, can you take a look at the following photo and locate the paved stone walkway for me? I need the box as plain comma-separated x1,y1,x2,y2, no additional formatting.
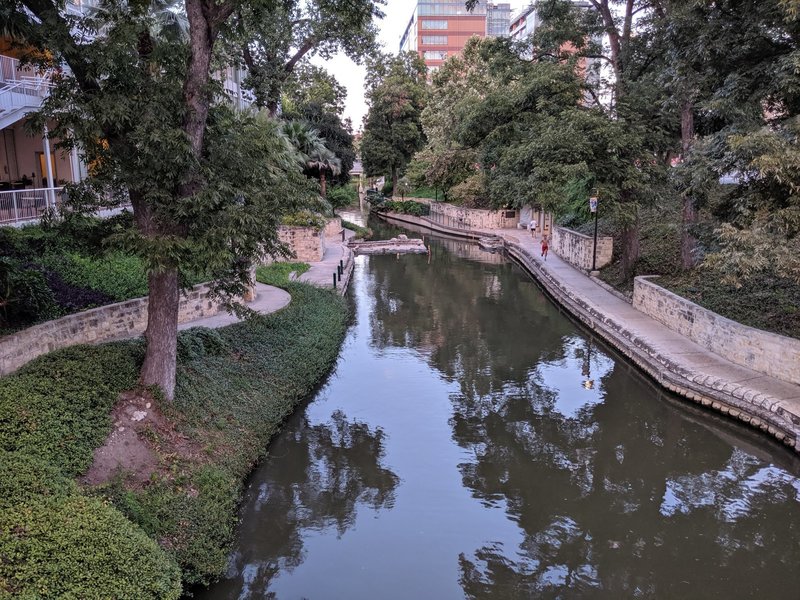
178,283,291,330
380,212,800,451
179,230,356,332
297,229,356,295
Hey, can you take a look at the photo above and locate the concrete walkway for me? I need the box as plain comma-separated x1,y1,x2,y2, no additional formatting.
179,229,356,333
178,283,291,331
297,230,356,295
379,211,800,452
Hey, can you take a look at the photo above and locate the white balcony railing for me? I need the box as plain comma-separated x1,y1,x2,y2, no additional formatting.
0,187,64,225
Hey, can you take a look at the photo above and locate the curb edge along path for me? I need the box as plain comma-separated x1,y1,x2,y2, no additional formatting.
379,211,800,453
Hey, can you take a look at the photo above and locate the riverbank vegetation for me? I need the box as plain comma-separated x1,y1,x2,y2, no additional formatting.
361,0,799,339
0,281,349,595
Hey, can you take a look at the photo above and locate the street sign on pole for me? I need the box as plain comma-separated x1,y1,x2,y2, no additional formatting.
589,196,598,213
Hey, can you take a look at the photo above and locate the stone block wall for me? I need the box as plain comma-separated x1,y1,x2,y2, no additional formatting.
0,284,224,376
278,225,325,262
633,276,800,386
551,226,613,272
429,203,519,229
324,217,343,238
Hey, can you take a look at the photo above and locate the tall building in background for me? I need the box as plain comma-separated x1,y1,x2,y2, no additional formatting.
486,3,512,38
509,3,539,43
400,1,509,73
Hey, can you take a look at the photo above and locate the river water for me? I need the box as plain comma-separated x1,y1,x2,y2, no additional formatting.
200,219,800,599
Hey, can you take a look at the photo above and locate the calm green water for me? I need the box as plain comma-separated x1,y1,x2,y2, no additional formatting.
200,221,800,599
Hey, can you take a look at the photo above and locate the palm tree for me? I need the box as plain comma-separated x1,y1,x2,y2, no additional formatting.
282,121,341,198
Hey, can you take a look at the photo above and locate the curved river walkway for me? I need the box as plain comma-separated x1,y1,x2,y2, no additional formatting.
198,222,800,600
378,211,800,453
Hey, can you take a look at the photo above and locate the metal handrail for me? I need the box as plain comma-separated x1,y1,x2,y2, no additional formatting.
0,187,64,225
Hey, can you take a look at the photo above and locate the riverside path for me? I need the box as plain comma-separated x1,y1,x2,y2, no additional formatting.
378,211,800,452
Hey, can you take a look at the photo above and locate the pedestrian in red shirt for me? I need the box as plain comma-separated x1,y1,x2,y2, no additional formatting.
541,236,549,261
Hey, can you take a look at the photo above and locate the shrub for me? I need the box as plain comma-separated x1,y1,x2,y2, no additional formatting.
0,490,182,599
256,262,310,288
1,343,141,475
281,210,328,230
0,257,58,329
177,327,230,362
377,200,430,217
39,251,148,302
381,181,394,196
327,185,357,210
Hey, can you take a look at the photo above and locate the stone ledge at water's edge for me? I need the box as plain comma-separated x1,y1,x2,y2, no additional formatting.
376,210,800,452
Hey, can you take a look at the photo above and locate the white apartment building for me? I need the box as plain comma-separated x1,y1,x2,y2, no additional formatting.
0,0,252,225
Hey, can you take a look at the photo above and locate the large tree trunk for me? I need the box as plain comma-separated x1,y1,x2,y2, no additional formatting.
391,167,398,196
680,97,698,269
140,268,180,400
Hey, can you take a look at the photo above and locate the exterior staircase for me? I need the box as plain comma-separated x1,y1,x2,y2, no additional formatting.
0,56,52,130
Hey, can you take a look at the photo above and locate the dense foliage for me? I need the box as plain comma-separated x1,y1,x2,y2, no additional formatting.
0,344,183,598
0,281,349,591
361,52,428,192
375,200,430,217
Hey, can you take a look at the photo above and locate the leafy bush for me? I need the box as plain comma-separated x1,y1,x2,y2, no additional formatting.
39,251,148,302
0,342,182,599
381,180,394,196
0,258,58,329
281,210,328,230
177,327,230,362
256,262,310,288
377,200,430,217
327,185,357,210
341,220,372,240
1,343,141,475
0,483,182,599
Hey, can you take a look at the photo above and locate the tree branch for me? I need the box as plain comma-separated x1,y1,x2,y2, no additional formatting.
284,36,316,74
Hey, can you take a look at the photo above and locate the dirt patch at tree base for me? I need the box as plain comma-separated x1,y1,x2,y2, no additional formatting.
80,391,202,487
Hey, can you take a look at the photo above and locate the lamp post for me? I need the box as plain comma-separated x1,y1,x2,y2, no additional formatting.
589,191,599,274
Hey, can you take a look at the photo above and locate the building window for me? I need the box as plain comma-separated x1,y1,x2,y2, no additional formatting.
421,35,448,45
423,50,448,60
422,20,448,29
418,0,487,16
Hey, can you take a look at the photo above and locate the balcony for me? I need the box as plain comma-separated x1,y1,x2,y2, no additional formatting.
0,55,53,130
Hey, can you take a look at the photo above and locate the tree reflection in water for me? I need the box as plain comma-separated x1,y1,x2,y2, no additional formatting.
203,410,398,600
367,235,800,599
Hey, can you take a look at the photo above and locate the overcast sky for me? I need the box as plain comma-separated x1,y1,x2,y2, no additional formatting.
312,0,529,131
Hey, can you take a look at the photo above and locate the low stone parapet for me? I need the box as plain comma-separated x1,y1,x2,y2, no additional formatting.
633,276,800,387
428,202,519,230
551,226,613,272
0,283,225,376
323,217,342,238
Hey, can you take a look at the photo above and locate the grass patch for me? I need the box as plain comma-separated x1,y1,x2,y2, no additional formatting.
342,220,373,240
256,262,310,288
1,281,349,593
405,186,439,200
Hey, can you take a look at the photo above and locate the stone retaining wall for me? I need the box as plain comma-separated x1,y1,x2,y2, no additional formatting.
551,226,613,272
0,284,223,376
323,217,343,238
278,225,325,262
429,202,519,229
633,276,800,386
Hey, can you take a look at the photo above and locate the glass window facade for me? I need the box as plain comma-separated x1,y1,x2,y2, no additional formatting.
423,50,448,60
421,35,448,45
422,20,449,29
418,0,487,16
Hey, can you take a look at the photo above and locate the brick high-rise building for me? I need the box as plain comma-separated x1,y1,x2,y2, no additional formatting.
400,1,511,73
